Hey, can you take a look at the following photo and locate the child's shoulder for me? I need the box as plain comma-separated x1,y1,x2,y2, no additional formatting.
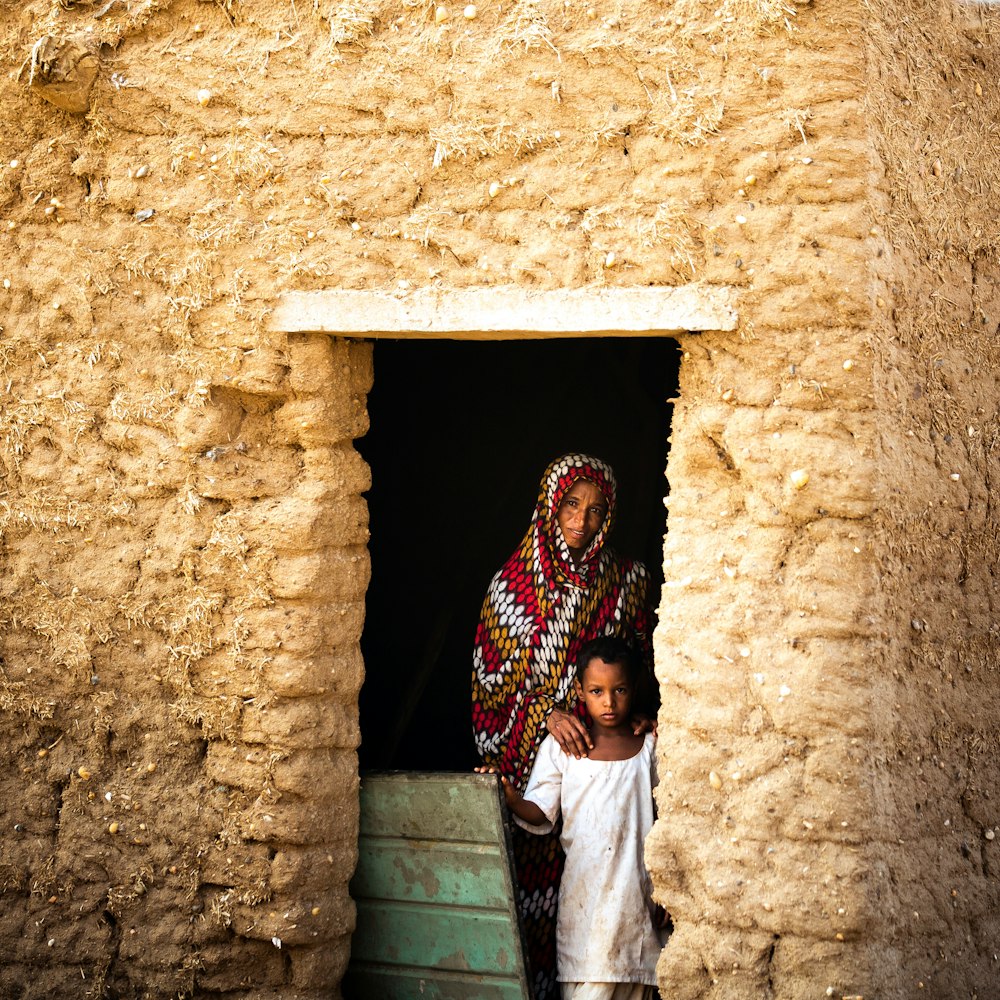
533,734,575,771
538,733,567,758
535,733,562,761
642,731,659,786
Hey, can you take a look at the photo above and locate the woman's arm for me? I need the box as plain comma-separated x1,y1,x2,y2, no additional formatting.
472,584,567,785
472,643,561,784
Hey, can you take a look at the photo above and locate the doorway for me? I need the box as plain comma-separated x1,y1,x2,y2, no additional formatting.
356,337,680,772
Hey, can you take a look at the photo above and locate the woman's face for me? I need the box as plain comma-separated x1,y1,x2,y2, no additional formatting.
556,478,607,554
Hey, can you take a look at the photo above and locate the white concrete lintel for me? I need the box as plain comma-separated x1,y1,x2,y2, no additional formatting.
269,285,737,339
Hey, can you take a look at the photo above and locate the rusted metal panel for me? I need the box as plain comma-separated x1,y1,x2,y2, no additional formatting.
352,901,521,971
357,772,504,842
346,965,527,1000
352,839,509,908
345,772,531,1000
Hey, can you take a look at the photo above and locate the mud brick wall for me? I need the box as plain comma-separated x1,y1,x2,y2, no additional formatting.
645,4,883,994
1,0,998,997
1,318,372,998
648,3,1000,999
862,2,1000,998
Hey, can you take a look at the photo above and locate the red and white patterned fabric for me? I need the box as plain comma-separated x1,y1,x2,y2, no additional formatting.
472,453,652,789
470,453,653,1000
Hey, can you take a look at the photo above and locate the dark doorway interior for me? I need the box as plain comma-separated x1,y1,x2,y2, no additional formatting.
356,337,681,772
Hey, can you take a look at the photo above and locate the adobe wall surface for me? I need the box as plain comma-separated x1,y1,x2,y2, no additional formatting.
0,0,995,999
649,3,1000,998
861,2,1000,997
644,3,884,996
3,6,379,995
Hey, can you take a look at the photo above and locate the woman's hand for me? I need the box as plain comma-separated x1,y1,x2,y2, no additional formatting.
546,708,593,758
630,713,657,737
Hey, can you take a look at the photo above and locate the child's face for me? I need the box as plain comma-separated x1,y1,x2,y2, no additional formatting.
575,656,633,729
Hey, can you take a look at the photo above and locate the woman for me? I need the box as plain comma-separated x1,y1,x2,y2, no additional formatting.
471,453,654,1000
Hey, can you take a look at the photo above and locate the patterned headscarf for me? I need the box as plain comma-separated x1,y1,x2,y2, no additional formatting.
471,454,651,789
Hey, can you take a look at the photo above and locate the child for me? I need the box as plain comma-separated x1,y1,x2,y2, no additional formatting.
481,636,668,1000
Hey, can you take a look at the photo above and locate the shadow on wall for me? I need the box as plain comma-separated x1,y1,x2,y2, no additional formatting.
355,337,680,772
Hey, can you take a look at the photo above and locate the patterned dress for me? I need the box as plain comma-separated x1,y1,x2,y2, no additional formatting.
471,454,652,1000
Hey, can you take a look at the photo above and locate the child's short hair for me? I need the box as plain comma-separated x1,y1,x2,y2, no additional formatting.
575,635,639,684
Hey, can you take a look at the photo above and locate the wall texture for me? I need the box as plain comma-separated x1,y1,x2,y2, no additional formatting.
0,0,997,997
646,2,883,993
650,3,1000,999
862,1,1000,996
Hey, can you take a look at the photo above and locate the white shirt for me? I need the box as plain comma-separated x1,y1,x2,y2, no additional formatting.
516,732,664,984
